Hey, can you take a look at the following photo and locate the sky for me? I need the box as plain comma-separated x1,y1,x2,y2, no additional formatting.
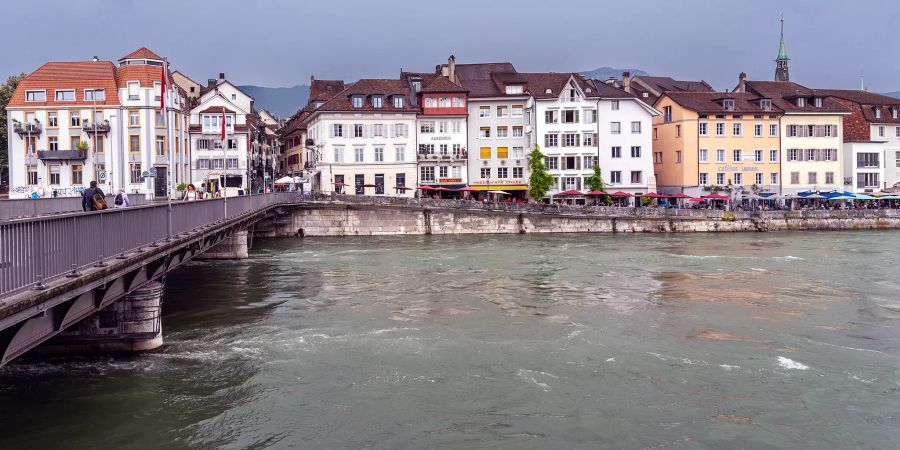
4,0,899,92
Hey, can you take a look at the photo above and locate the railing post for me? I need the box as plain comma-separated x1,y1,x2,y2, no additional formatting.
66,216,82,277
94,213,107,267
167,201,173,241
117,209,128,259
33,221,47,290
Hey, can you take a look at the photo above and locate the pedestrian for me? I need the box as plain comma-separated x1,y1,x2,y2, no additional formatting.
113,188,130,208
183,183,199,201
82,180,107,211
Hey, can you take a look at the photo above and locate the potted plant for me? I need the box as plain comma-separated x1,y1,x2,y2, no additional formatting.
75,141,89,153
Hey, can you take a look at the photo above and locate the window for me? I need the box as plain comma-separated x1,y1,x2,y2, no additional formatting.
354,147,364,162
716,149,725,163
878,126,885,137
610,122,621,134
754,149,763,163
630,171,642,184
610,171,621,184
198,139,210,150
699,148,708,163
512,105,523,117
857,153,880,168
896,127,900,138
394,123,406,137
155,136,165,156
755,173,764,185
771,172,778,185
497,106,509,117
480,106,491,117
48,112,58,127
420,121,435,133
352,96,363,108
48,165,61,185
94,135,104,153
126,81,140,100
513,167,523,178
374,146,384,162
563,133,577,147
754,124,762,136
584,109,597,124
424,97,437,108
857,173,878,188
769,124,778,136
734,173,743,185
788,149,799,161
421,166,435,182
354,124,364,138
699,122,708,136
545,110,558,124
662,106,672,123
479,127,491,139
675,151,682,163
44,136,55,152
452,144,462,158
70,136,80,150
197,159,210,169
797,98,806,107
25,90,46,102
562,110,579,123
545,134,558,147
808,172,817,184
333,146,344,162
564,156,578,170
129,135,140,152
733,149,742,162
373,124,384,137
769,149,778,162
675,125,681,137
584,155,597,168
723,99,735,111
505,85,523,95
27,165,38,185
512,146,524,159
84,89,105,101
497,147,509,159
699,173,708,185
438,166,449,178
480,147,491,159
790,171,800,184
480,167,491,179
372,96,383,108
395,173,406,189
452,121,461,133
55,90,75,101
226,158,238,169
395,145,405,161
393,96,404,108
631,121,641,134
69,111,81,127
129,111,139,127
806,149,817,161
582,133,595,146
452,97,465,107
611,100,619,111
825,172,834,185
497,167,508,178
716,172,725,185
715,123,725,136
760,99,772,111
156,111,164,127
512,126,523,137
732,123,742,136
497,126,509,138
814,97,823,107
545,157,558,170
611,146,621,158
630,146,641,158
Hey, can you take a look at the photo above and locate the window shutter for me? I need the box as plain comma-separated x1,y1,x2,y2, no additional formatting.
329,125,334,138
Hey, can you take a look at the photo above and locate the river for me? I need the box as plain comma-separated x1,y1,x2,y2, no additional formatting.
1,231,899,449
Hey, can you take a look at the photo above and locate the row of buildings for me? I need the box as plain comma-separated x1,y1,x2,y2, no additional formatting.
6,26,900,200
5,48,282,199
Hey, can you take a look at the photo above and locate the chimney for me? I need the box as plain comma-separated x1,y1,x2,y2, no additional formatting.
737,72,747,93
622,71,632,93
219,72,226,80
310,75,315,83
91,56,99,62
448,55,457,83
207,79,217,88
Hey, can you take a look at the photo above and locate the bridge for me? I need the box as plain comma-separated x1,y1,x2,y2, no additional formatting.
0,192,298,366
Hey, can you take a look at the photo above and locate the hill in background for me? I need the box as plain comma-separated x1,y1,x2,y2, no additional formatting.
239,85,309,118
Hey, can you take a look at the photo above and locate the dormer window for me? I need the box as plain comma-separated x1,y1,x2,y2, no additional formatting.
392,96,404,108
893,107,898,119
55,89,75,101
760,99,772,111
796,97,806,107
351,95,364,108
424,97,437,108
545,88,552,94
875,107,882,119
314,101,324,109
411,81,421,92
25,90,47,102
505,85,523,95
723,99,735,111
84,89,105,101
813,97,823,108
372,96,384,109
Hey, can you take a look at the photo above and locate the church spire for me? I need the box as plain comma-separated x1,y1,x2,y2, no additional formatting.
775,14,790,82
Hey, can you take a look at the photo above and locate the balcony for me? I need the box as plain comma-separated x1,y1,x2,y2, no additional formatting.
13,122,42,137
417,151,467,161
37,150,87,161
305,138,315,148
82,120,111,134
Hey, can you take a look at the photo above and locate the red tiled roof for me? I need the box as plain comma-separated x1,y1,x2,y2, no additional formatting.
816,89,900,124
451,62,523,98
199,106,235,114
630,76,714,105
519,72,601,99
316,79,418,113
308,79,345,104
664,91,783,114
420,75,467,93
8,61,120,108
743,81,853,114
119,47,164,61
115,64,172,88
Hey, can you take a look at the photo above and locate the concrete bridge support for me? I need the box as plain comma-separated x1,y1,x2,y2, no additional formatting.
35,281,165,355
197,230,249,259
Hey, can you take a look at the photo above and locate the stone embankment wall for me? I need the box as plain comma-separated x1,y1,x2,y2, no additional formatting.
254,204,900,237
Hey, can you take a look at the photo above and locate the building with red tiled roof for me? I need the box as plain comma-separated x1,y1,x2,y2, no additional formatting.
6,48,190,199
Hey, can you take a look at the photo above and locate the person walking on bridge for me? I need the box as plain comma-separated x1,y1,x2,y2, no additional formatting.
113,188,130,209
82,181,106,211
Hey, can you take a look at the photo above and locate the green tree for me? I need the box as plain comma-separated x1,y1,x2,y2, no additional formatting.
0,73,27,186
527,144,553,202
584,163,610,205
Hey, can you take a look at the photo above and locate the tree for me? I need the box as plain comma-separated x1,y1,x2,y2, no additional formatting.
0,73,27,187
584,163,610,205
527,144,553,202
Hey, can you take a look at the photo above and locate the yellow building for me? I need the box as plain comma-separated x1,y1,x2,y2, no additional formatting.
653,90,783,196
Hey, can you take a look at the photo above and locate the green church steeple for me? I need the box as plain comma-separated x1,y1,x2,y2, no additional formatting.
775,14,790,82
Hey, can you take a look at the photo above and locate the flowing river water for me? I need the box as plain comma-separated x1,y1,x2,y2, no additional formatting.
1,231,899,449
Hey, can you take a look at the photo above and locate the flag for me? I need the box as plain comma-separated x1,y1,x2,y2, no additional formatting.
159,58,167,111
221,108,226,140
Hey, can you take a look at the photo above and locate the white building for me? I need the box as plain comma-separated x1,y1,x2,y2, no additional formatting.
302,79,418,197
188,74,255,195
6,47,190,199
843,141,885,194
593,82,658,195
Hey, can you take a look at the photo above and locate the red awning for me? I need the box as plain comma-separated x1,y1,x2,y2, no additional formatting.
690,197,706,202
703,193,730,200
433,187,451,191
639,192,663,198
419,186,435,191
609,191,633,197
585,191,608,196
668,193,693,199
556,189,584,196
457,186,478,192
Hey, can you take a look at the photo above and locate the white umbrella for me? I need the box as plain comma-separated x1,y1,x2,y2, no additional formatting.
274,176,294,185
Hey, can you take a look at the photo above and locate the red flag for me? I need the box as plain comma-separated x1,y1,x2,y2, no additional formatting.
159,59,166,111
221,108,226,140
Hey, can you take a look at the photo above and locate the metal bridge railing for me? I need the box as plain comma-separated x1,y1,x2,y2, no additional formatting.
0,193,295,298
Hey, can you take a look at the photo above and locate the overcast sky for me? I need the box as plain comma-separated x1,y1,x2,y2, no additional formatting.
4,0,899,92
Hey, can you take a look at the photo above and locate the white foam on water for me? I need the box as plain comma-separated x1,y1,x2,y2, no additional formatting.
516,369,559,392
719,364,741,371
605,357,616,362
750,268,768,272
777,356,809,370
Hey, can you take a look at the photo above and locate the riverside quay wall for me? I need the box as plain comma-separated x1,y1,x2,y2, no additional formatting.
256,200,900,237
